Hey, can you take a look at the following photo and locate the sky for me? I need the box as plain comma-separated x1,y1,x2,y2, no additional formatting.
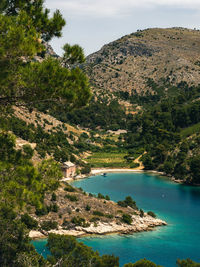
45,0,200,56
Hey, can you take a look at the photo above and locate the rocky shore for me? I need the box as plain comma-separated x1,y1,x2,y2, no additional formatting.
29,170,168,240
29,213,167,239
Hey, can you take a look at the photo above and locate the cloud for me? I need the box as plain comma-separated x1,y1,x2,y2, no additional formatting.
46,0,200,18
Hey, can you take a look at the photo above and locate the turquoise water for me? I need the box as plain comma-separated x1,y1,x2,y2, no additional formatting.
33,173,200,266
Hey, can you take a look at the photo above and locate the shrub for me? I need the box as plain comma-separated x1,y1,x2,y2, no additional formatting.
122,214,132,225
90,217,100,222
81,164,91,174
35,206,48,216
85,205,91,211
93,211,104,217
64,184,76,192
71,216,90,227
117,201,127,207
52,203,59,212
51,192,57,201
22,144,34,159
97,193,110,200
140,209,144,218
41,220,58,231
65,194,78,202
105,214,113,219
21,213,38,229
98,193,104,199
105,195,110,200
118,196,138,210
130,162,140,168
147,211,156,218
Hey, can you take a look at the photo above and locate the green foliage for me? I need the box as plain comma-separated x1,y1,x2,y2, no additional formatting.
124,258,162,266
105,195,110,200
47,233,119,266
85,204,91,211
40,220,58,231
2,115,75,162
105,214,114,219
118,196,138,210
35,206,49,216
65,194,78,202
0,208,46,266
81,164,91,174
1,0,66,42
176,258,200,267
38,159,62,191
20,57,91,110
141,154,155,170
125,83,200,182
64,183,76,192
71,216,89,227
180,122,200,138
93,211,104,217
0,132,63,210
163,161,174,174
21,213,38,229
130,162,140,168
147,211,156,218
86,151,130,168
97,192,110,201
46,99,127,131
0,0,90,110
22,144,34,159
140,209,144,217
51,203,59,213
90,217,100,222
63,44,85,65
189,156,200,184
51,192,57,201
121,214,133,225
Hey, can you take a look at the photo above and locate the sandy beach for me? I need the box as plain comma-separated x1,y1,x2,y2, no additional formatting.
91,168,144,175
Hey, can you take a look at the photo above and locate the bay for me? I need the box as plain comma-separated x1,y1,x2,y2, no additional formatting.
33,172,200,266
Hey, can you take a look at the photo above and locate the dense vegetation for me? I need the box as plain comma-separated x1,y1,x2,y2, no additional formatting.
123,82,200,184
36,97,127,130
0,132,62,210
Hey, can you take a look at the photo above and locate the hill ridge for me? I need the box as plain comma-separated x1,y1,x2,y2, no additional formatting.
85,27,200,99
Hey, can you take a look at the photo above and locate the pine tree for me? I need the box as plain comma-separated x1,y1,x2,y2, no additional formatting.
0,1,91,110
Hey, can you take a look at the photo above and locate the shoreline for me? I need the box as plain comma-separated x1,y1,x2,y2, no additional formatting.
30,215,167,240
70,168,187,186
31,169,169,241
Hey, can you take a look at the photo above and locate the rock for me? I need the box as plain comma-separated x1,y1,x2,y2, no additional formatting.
29,230,46,239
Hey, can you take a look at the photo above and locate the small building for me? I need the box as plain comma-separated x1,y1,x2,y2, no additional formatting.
62,161,76,178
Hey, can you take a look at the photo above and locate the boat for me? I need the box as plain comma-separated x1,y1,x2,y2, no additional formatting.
101,173,107,177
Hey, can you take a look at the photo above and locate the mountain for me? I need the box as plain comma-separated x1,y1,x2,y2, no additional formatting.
85,27,200,100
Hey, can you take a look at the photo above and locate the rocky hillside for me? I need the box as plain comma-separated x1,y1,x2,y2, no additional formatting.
85,28,200,98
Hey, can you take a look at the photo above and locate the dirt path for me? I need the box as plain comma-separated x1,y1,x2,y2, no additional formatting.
133,155,144,170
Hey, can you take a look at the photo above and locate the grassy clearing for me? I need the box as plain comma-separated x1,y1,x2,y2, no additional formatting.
86,152,139,168
180,122,200,138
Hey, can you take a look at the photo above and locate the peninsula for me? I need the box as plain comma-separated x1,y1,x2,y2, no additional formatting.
29,181,166,239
